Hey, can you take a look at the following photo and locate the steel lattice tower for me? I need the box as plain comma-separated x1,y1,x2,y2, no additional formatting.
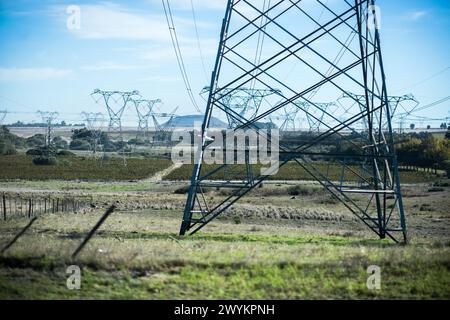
204,87,281,128
0,110,6,126
91,89,139,165
81,112,105,157
340,92,419,132
0,110,7,140
37,111,59,148
151,106,178,146
180,0,408,243
133,99,161,140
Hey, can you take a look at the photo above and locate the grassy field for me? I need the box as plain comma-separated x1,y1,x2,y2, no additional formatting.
0,155,172,181
0,153,448,300
0,179,449,300
0,209,449,299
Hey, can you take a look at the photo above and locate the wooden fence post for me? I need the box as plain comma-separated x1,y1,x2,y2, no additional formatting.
2,193,6,221
28,199,32,218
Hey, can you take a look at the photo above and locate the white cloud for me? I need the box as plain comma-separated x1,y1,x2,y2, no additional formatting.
63,2,211,41
62,3,170,40
405,10,427,21
0,68,73,81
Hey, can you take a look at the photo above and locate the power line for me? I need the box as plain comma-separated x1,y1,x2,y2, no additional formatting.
395,66,450,93
397,96,450,117
190,0,209,82
162,0,202,113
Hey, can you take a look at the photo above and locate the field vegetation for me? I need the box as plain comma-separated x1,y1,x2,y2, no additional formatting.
0,201,449,299
0,154,172,181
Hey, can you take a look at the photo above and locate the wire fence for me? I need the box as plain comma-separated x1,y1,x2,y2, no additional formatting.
0,192,91,220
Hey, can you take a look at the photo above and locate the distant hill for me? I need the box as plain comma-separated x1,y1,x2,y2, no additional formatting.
163,115,227,128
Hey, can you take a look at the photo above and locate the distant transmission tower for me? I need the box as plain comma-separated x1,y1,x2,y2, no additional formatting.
91,89,139,165
295,101,338,132
151,106,179,146
37,111,59,148
81,112,105,157
180,0,408,243
0,110,6,125
133,99,161,140
0,110,7,139
340,93,419,133
203,86,281,128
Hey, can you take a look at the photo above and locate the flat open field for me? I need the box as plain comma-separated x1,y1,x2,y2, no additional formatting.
0,163,449,299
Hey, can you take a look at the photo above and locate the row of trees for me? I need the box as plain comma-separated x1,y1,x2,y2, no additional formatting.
396,131,450,175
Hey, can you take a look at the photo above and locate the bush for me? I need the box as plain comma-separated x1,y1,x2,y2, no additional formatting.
33,156,57,166
26,146,57,157
26,134,46,147
57,150,75,157
70,139,91,150
53,136,68,150
0,141,17,155
26,148,44,156
287,185,318,196
174,186,190,194
443,160,450,179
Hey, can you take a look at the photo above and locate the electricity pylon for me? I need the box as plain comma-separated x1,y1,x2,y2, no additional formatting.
295,101,339,132
91,89,139,166
151,106,178,146
37,111,59,148
202,86,281,128
340,92,419,132
133,98,161,140
269,105,301,132
81,112,105,157
0,110,7,139
180,0,408,243
0,110,6,125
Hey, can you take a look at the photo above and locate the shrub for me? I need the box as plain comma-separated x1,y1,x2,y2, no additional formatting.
57,150,75,157
32,156,58,166
26,148,44,156
287,185,317,196
233,216,241,224
26,134,46,147
443,160,450,179
70,139,91,150
174,186,190,194
0,141,17,155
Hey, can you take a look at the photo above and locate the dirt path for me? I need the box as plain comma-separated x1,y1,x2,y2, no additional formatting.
144,162,183,182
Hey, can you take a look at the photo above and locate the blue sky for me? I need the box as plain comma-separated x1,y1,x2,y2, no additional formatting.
0,0,449,126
